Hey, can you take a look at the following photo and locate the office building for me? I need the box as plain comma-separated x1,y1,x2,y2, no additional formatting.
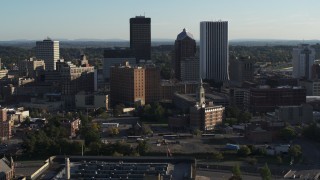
244,86,306,113
292,44,315,79
36,38,59,71
299,79,320,96
174,28,196,80
180,57,200,81
57,60,95,108
18,57,45,78
229,56,254,84
110,62,145,106
102,49,136,80
110,62,161,106
130,16,151,62
200,21,229,82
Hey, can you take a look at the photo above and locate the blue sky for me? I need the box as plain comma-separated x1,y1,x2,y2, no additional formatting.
1,0,320,41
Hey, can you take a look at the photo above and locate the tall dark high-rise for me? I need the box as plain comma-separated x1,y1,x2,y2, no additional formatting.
174,28,196,80
130,16,151,62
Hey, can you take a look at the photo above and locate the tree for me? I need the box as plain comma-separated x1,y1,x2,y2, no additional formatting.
192,129,202,136
276,156,283,165
237,145,251,157
280,126,296,140
260,163,272,180
107,127,119,137
141,124,153,135
288,144,302,158
114,104,125,117
212,151,224,161
136,141,150,155
231,164,242,180
238,111,252,123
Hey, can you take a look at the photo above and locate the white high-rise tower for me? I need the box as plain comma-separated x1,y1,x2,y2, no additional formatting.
36,38,60,71
200,21,229,82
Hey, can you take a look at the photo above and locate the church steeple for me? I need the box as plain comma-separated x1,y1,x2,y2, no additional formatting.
197,78,205,106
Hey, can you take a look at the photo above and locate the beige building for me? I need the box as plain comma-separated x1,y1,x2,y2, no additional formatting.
75,92,109,110
18,57,45,77
0,156,14,180
0,69,8,80
189,80,225,131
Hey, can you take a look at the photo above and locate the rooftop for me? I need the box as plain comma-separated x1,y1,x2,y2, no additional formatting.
176,28,194,41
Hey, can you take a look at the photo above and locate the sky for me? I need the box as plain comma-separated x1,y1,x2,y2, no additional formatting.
1,0,320,41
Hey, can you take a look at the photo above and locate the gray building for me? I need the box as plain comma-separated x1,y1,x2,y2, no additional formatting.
200,21,229,82
36,38,59,71
267,104,313,125
229,56,254,84
292,44,315,79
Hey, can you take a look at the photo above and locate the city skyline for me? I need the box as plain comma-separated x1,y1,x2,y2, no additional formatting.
1,0,320,41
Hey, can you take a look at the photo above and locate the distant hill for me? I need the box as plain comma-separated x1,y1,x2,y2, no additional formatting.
1,39,320,48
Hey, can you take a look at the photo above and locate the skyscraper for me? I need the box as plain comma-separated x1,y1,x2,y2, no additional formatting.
200,21,229,82
292,44,315,79
174,28,196,80
130,16,151,62
36,38,60,71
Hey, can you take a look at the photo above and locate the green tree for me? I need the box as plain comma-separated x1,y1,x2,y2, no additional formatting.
212,151,224,161
288,144,302,158
237,145,251,157
107,127,119,137
260,163,272,180
141,124,153,135
113,104,125,117
231,164,242,180
136,141,150,155
280,126,296,140
276,156,283,165
238,111,252,123
192,129,202,136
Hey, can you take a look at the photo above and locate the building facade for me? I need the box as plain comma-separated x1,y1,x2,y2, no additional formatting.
110,62,145,106
200,21,229,82
245,86,306,113
292,44,315,79
180,57,199,81
189,80,224,131
174,28,197,80
130,16,151,62
18,57,45,78
229,56,254,84
36,38,60,71
102,49,136,80
75,92,109,110
299,79,320,96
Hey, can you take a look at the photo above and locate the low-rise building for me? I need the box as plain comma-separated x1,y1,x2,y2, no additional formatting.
0,156,14,180
75,92,108,110
244,86,306,113
266,104,313,125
